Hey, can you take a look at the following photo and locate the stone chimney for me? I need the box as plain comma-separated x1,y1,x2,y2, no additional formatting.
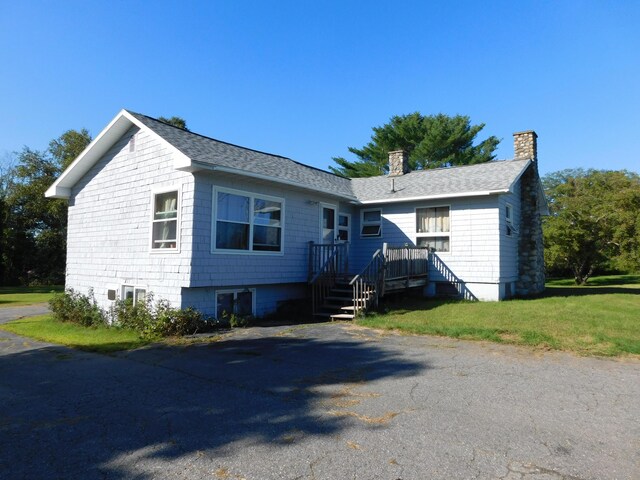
388,150,409,176
513,130,538,162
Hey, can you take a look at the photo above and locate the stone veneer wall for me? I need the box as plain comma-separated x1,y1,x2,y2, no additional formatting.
514,130,538,161
516,163,545,295
388,150,409,176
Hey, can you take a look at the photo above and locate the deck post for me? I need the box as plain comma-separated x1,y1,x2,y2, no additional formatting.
308,241,314,282
405,245,410,289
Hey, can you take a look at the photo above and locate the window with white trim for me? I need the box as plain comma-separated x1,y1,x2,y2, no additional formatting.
152,190,178,250
360,209,382,237
122,285,147,303
505,203,513,236
214,188,283,253
337,214,350,242
416,206,450,252
216,289,255,319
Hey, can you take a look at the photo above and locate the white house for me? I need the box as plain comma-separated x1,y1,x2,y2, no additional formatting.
46,110,547,319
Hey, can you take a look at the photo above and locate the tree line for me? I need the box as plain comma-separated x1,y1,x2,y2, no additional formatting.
0,112,637,286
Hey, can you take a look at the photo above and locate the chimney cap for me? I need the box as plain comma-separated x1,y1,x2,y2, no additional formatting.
513,130,537,137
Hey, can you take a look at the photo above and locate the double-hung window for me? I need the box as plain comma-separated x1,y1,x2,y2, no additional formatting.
416,206,450,252
214,188,283,253
360,209,382,237
152,190,179,250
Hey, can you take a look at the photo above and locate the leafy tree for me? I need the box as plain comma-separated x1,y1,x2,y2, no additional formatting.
330,112,500,177
2,129,92,284
49,128,92,169
543,169,640,284
158,116,189,131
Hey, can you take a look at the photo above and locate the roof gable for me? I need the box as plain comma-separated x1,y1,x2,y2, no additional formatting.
45,110,190,198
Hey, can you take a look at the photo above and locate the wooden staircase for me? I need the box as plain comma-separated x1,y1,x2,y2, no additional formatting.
311,276,375,321
309,243,429,321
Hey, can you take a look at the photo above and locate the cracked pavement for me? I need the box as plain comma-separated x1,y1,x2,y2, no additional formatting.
1,319,638,479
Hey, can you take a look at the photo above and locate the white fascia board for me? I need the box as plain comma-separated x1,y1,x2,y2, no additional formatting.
186,161,358,201
357,189,509,205
46,110,132,198
45,109,192,199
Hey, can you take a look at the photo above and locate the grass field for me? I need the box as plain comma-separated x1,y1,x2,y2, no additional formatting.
0,286,63,308
1,276,638,357
357,275,640,357
0,314,149,353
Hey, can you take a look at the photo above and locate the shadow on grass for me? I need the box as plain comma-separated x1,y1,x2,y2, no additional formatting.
542,286,640,297
0,328,426,479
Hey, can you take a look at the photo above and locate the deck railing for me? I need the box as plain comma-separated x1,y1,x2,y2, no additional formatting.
383,244,430,283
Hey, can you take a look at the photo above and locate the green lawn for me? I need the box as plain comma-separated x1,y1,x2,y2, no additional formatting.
357,275,640,357
0,314,149,353
0,285,63,308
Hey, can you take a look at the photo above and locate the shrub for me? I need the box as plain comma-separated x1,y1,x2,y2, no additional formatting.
228,313,254,328
51,289,221,338
111,296,215,338
49,289,107,327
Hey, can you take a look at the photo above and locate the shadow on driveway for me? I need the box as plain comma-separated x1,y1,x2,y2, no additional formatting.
0,326,426,479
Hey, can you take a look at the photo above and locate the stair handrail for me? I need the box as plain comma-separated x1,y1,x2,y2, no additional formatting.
309,246,340,285
309,243,348,315
349,248,385,316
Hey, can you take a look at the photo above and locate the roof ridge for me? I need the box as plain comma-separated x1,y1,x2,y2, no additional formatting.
351,158,530,182
125,109,350,181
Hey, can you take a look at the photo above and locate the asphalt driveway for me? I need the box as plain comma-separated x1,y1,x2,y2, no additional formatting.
0,317,638,479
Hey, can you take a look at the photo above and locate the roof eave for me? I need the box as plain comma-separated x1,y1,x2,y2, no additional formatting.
184,161,357,201
45,109,192,199
358,189,510,205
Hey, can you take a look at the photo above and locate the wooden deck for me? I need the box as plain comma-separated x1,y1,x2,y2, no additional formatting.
309,242,430,319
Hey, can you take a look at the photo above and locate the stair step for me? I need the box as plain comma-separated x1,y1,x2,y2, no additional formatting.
331,288,353,294
340,305,363,312
330,313,355,320
324,296,352,302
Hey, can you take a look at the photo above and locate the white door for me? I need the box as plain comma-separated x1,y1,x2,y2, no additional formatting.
320,204,337,243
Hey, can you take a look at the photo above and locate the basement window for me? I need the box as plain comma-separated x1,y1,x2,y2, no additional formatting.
216,289,255,319
122,285,147,303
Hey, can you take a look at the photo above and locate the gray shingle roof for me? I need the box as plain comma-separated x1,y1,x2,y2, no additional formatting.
350,160,531,203
127,111,354,199
129,111,530,204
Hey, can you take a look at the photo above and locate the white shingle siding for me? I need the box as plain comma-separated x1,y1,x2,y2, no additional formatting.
498,185,521,282
66,127,194,309
348,195,508,300
189,171,346,287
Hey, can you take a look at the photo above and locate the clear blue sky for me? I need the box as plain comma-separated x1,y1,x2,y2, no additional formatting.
1,0,638,177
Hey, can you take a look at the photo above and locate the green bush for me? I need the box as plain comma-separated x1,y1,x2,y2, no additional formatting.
49,289,107,327
51,290,222,338
228,313,254,328
111,295,216,338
